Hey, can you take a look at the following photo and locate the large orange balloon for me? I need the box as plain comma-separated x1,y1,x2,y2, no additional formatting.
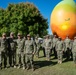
50,0,76,40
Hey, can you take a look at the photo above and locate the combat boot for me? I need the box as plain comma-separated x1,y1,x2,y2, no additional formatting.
0,64,2,70
26,64,29,70
17,65,20,69
31,65,35,71
59,60,62,64
4,65,7,69
14,65,16,68
22,65,25,70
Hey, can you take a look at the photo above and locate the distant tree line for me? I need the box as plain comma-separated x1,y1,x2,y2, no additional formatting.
0,2,48,37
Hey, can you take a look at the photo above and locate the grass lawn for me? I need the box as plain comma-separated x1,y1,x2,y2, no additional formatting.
0,50,76,75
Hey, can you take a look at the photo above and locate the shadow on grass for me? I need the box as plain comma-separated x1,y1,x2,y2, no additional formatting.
63,58,73,63
34,60,57,69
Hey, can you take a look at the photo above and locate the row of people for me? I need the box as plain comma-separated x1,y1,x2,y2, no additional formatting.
0,32,36,71
35,35,76,65
0,32,76,71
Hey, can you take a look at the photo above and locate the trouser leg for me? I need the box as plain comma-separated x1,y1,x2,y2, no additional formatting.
66,49,70,60
25,54,29,69
9,51,12,66
17,54,21,67
53,47,57,58
0,52,1,65
43,47,46,57
13,52,16,66
73,52,76,64
4,53,7,68
21,52,25,67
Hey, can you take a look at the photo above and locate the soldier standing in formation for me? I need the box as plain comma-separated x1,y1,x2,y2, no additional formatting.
8,32,17,68
72,36,76,66
24,34,36,71
44,35,52,61
0,32,76,70
35,36,40,58
52,35,58,58
41,36,46,57
56,37,64,64
64,36,71,60
0,33,8,69
16,33,25,69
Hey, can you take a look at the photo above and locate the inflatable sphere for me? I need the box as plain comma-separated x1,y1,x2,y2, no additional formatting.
50,0,76,40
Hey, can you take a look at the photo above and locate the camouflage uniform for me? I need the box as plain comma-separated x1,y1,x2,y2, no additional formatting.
64,36,71,60
44,35,52,61
72,37,76,64
8,32,17,67
0,33,8,69
56,37,64,64
16,33,25,69
35,36,40,58
52,35,58,58
41,36,46,57
24,34,36,70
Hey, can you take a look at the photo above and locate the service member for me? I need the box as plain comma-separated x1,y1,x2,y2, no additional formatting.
24,34,36,71
8,32,17,68
44,35,52,61
0,33,8,69
72,36,76,65
16,33,25,69
56,37,64,64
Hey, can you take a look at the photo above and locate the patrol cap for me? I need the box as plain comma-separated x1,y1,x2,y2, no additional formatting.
17,33,21,36
46,35,49,38
66,35,69,37
58,37,61,39
2,33,6,36
74,36,76,39
35,36,38,38
10,32,14,35
27,34,31,37
54,34,56,36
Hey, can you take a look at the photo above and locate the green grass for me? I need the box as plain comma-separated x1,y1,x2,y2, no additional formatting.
0,51,76,75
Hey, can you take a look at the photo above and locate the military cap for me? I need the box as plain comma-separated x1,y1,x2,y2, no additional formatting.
66,35,69,37
74,36,76,39
58,37,61,39
58,37,61,38
54,34,56,36
17,33,21,36
27,34,31,37
10,32,14,35
46,35,49,37
2,33,6,36
35,36,38,38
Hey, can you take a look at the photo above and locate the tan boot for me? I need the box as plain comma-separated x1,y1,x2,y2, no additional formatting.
59,60,62,64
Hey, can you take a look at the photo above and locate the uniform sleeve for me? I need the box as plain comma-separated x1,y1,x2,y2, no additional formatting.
50,39,53,49
33,40,36,54
62,41,64,51
24,41,26,51
70,40,73,50
72,41,74,51
55,41,58,51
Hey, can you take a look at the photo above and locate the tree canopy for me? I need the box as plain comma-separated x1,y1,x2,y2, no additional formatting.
0,2,48,37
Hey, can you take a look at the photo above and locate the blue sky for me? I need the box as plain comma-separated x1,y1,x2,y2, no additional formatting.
0,0,76,34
